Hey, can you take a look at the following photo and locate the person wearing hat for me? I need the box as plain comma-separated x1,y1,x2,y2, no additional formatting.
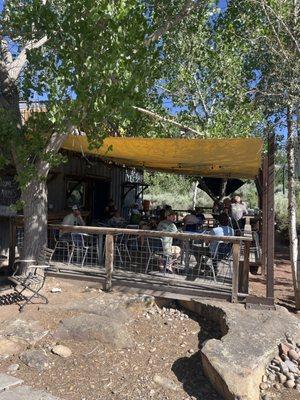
62,205,86,226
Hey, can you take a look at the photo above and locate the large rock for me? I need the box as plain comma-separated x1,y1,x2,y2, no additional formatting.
0,385,60,400
0,319,48,345
0,338,24,358
19,349,49,371
68,294,154,319
67,297,130,322
53,313,133,349
180,300,300,400
0,373,23,391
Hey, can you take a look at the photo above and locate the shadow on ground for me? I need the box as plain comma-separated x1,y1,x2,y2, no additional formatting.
168,301,224,400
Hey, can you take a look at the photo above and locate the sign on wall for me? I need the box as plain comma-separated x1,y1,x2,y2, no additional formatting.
0,176,20,216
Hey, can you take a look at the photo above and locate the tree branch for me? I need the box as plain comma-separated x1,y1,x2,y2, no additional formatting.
145,0,203,46
132,106,204,137
8,36,48,80
0,38,13,64
193,74,210,120
260,0,300,55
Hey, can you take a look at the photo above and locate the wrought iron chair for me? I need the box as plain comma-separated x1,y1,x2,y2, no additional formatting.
9,247,54,312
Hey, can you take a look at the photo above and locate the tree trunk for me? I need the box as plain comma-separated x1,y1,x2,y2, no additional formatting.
218,178,228,201
192,180,198,209
287,106,300,309
21,179,48,264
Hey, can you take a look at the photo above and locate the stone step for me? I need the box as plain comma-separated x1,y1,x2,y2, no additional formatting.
0,373,23,392
0,385,61,400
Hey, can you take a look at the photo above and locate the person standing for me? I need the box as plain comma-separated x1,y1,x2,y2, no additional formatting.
157,211,181,272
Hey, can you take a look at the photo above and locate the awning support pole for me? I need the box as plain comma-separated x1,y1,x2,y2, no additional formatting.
266,131,275,301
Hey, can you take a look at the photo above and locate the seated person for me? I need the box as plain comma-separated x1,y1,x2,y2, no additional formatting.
157,211,181,272
107,210,126,227
195,207,205,224
158,208,166,222
129,203,141,225
62,205,86,226
209,213,234,258
222,198,232,215
212,200,221,214
104,199,116,220
183,210,200,232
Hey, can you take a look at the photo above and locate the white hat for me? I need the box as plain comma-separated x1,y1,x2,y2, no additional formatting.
72,205,79,211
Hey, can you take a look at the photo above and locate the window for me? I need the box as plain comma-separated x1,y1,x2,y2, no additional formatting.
66,180,86,208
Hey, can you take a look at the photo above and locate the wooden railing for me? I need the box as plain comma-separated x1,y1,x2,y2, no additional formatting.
50,224,252,303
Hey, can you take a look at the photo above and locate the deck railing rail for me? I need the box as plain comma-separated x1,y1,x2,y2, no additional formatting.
9,221,252,303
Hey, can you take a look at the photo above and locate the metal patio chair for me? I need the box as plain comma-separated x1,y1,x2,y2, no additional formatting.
114,233,135,267
145,237,169,274
68,233,95,267
199,241,233,283
51,228,71,263
9,247,54,312
145,237,182,275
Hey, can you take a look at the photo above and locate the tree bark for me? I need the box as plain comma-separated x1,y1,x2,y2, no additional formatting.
218,178,228,201
287,106,300,309
21,179,48,263
192,180,198,209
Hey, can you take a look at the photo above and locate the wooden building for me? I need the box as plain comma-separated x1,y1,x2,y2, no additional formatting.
0,102,150,256
0,152,144,255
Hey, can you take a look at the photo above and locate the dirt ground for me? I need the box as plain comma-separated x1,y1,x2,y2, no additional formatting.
0,242,298,400
249,244,299,313
0,278,224,400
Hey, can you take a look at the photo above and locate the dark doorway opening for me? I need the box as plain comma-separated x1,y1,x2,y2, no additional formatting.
91,180,111,222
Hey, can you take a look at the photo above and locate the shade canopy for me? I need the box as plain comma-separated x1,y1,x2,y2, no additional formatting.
199,178,245,197
62,135,263,179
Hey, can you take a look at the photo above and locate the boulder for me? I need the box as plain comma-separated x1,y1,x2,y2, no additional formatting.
19,349,49,371
53,313,133,349
0,319,48,345
180,300,300,400
0,338,24,358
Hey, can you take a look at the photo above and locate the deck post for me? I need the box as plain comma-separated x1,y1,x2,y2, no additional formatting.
239,241,250,295
231,242,241,302
261,156,268,276
266,131,275,301
104,234,114,292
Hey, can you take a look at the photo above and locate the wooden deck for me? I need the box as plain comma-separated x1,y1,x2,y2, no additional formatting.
48,261,233,302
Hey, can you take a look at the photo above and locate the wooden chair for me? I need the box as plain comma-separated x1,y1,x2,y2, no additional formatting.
9,247,54,312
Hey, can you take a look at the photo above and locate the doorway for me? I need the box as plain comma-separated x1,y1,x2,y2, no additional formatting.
91,180,111,222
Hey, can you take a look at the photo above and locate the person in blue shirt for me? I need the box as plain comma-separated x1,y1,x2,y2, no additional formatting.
210,213,234,256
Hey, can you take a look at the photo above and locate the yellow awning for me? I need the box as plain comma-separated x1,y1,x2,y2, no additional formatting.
62,136,263,179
